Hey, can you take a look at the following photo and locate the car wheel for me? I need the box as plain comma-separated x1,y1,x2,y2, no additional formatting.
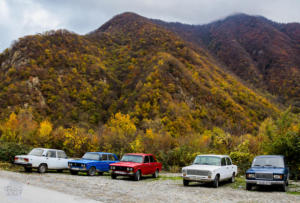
38,164,47,173
246,183,252,191
88,167,96,176
134,170,141,181
24,166,32,172
152,169,159,178
213,175,219,188
230,173,235,183
282,182,287,192
183,179,189,186
111,173,117,179
70,170,78,175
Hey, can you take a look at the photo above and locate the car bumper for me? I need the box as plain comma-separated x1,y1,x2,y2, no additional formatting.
246,179,285,185
14,162,32,167
182,175,213,182
111,170,135,176
69,167,87,172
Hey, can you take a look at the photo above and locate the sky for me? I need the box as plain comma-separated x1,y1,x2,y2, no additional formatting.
1,0,300,51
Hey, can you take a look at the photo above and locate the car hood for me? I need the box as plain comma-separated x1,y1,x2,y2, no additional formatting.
110,161,143,167
182,164,221,171
246,167,285,174
68,159,98,164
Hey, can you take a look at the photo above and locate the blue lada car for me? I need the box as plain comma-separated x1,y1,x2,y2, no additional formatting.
246,155,289,192
68,152,119,176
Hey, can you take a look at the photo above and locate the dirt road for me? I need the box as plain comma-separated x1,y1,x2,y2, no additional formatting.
0,170,299,203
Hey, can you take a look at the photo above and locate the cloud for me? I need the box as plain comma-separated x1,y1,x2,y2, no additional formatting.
1,0,300,51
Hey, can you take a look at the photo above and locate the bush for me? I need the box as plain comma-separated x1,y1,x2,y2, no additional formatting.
0,141,30,163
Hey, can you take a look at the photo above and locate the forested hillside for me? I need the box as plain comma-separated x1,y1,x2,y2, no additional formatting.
154,14,300,112
0,12,299,175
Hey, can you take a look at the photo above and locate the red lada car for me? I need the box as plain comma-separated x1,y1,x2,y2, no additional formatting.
110,153,162,181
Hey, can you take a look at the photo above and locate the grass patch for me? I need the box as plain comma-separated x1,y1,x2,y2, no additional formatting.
287,191,300,195
0,161,23,172
228,176,245,189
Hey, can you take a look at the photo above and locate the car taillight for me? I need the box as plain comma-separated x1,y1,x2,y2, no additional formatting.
24,158,29,162
14,157,18,161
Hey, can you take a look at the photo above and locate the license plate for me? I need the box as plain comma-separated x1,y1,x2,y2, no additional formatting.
115,171,128,175
257,181,271,185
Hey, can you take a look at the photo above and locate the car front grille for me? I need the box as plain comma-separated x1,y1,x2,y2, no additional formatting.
115,166,127,171
71,163,82,167
255,173,273,180
186,169,209,176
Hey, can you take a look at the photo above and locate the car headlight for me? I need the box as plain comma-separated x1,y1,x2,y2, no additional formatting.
111,166,116,170
81,164,86,168
127,167,133,171
273,174,283,179
182,169,187,176
246,173,255,178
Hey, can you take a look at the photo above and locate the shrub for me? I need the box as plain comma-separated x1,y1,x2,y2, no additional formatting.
0,141,30,163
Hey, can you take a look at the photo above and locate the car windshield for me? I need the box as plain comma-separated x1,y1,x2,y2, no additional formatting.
193,156,221,166
28,148,44,156
121,155,143,163
82,153,99,160
252,157,284,167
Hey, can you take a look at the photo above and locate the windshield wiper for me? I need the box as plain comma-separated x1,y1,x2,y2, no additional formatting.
263,164,273,167
254,164,261,167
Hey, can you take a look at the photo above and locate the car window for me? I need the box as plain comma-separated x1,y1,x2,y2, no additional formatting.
221,158,226,166
149,156,155,163
226,157,232,165
82,153,100,160
144,156,150,163
57,151,67,159
47,150,57,158
102,154,108,160
28,149,44,156
108,154,115,161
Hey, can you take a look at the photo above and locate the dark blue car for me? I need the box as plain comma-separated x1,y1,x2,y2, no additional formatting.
68,152,119,176
246,155,289,191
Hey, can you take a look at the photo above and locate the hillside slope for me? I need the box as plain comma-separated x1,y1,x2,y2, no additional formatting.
154,14,300,110
0,12,279,135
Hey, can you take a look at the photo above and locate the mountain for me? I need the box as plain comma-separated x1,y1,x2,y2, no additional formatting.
0,12,279,135
153,14,300,111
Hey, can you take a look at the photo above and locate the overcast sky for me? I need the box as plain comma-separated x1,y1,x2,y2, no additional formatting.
1,0,300,51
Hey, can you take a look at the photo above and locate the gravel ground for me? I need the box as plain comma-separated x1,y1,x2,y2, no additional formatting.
0,170,299,203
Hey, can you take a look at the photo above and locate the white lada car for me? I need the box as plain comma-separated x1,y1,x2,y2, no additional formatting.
182,155,237,187
14,148,72,173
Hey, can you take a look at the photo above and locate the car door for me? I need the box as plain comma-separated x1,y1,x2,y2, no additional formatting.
57,151,68,169
225,157,233,178
143,156,151,175
45,150,58,169
149,155,157,174
100,154,108,171
220,157,228,180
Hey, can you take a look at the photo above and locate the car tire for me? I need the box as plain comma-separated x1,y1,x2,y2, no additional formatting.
213,175,219,188
24,167,32,172
70,170,78,175
38,164,47,173
230,173,235,183
246,183,252,191
183,179,189,186
111,173,117,179
282,182,288,192
134,170,141,181
88,167,96,176
152,169,159,178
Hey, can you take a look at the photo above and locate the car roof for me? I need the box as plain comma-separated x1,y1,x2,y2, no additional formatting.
125,153,153,156
196,154,229,158
34,148,64,151
254,155,284,158
84,152,114,155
